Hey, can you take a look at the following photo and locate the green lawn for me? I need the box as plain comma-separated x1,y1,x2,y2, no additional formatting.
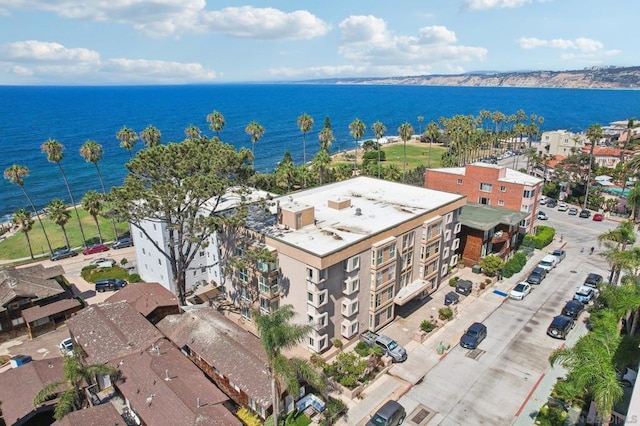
0,208,130,260
333,142,446,170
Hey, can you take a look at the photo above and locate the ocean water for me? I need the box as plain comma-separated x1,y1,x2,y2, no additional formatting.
0,84,638,221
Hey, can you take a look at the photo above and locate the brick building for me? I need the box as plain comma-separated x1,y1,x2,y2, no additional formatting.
424,162,543,234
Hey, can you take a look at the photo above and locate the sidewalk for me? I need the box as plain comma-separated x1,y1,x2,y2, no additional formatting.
336,239,565,426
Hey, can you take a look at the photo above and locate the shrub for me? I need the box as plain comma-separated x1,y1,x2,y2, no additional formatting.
128,273,142,283
439,307,453,321
502,251,528,278
484,278,492,285
237,408,261,426
120,258,128,266
319,397,347,426
449,276,460,287
354,341,371,357
310,354,325,367
479,255,504,277
479,282,486,290
420,320,436,333
323,352,368,390
535,404,567,426
331,338,343,350
524,225,555,249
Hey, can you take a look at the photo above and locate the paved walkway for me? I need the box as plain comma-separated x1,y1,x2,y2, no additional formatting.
335,239,566,426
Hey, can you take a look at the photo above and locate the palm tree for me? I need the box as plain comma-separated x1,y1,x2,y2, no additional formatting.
253,305,323,426
625,181,640,221
79,140,118,239
48,199,72,249
206,110,225,139
312,148,332,185
385,164,402,181
4,164,53,254
318,127,335,151
398,122,414,183
33,354,117,421
184,125,201,140
139,125,162,148
13,209,35,259
297,113,314,187
245,121,265,167
425,121,440,169
584,124,604,209
115,126,139,159
82,191,105,244
371,121,387,179
598,220,636,283
349,118,366,174
417,115,424,134
41,138,88,246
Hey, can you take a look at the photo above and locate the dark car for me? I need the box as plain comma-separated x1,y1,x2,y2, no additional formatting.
112,237,134,249
366,400,406,426
547,315,575,339
527,266,547,285
546,199,558,208
561,300,585,320
568,207,579,216
460,322,487,350
95,278,127,292
444,291,460,306
579,209,591,218
50,249,78,261
584,273,603,288
82,244,109,255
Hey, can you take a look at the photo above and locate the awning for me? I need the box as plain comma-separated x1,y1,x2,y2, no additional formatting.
394,279,429,306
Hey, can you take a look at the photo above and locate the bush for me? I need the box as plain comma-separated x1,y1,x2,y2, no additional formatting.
449,276,460,287
128,273,142,283
354,341,371,357
319,397,347,426
323,352,368,390
331,338,343,350
479,255,504,277
502,251,528,278
420,320,436,333
237,408,261,426
535,404,567,426
438,307,453,321
523,225,555,249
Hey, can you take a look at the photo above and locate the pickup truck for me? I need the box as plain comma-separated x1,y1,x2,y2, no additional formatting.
359,331,407,362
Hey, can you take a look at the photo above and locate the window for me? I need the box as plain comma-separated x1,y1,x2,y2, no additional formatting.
500,186,506,192
200,267,206,273
241,306,251,321
259,276,269,293
240,287,250,301
480,183,492,192
427,222,442,239
343,278,359,295
389,244,396,259
260,297,271,314
444,230,452,242
457,178,463,185
523,189,535,198
452,238,460,251
199,250,205,257
235,247,245,256
343,256,360,272
342,300,359,316
498,200,505,206
377,250,383,265
387,264,396,281
445,213,453,224
158,258,162,265
479,197,490,205
454,222,462,234
238,268,248,283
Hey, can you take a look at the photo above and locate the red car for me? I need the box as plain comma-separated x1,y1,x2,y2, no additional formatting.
82,244,109,255
592,213,604,221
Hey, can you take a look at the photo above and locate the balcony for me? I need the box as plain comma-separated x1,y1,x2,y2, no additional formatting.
307,288,328,309
308,312,328,332
491,230,509,244
342,277,359,296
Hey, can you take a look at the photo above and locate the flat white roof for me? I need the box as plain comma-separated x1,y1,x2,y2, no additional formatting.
430,162,542,187
247,176,464,257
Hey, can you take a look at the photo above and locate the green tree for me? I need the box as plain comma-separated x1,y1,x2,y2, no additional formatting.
583,124,604,209
108,136,252,305
625,181,640,220
82,190,105,244
598,220,636,284
274,151,297,193
417,115,424,134
33,354,117,421
4,164,53,254
371,121,387,179
245,121,265,167
139,125,162,148
206,110,225,139
479,255,504,277
184,124,201,140
398,122,414,183
349,118,366,173
48,199,72,249
297,113,314,167
425,121,441,168
254,305,324,426
312,149,331,185
13,208,35,259
116,125,139,159
41,138,88,246
318,127,335,152
385,164,402,181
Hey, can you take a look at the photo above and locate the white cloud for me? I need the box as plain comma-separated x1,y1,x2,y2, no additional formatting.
461,0,540,10
0,1,329,39
0,40,217,84
517,36,604,53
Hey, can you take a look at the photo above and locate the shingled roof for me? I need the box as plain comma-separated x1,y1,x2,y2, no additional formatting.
105,282,178,317
157,307,272,409
459,203,529,232
53,403,125,426
110,338,240,426
0,265,66,311
67,301,163,365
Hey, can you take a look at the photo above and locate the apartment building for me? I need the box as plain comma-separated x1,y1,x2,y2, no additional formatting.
540,130,585,157
424,162,543,234
215,177,466,353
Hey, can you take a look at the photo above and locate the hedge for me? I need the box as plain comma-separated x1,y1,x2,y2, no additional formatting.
523,225,555,249
502,251,528,278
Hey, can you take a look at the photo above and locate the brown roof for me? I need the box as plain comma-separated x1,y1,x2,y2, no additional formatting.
105,282,178,317
67,301,163,365
0,266,66,311
53,403,125,426
16,264,65,279
580,146,633,157
111,338,240,426
22,298,82,323
157,307,271,409
0,357,65,425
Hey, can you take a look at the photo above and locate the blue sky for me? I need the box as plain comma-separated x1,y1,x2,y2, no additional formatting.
0,0,632,85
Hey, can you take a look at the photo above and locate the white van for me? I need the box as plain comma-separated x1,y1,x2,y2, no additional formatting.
538,254,558,272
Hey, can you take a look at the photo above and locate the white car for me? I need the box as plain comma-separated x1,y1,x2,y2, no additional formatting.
539,197,547,205
59,338,73,356
510,282,532,300
537,211,548,220
89,257,116,268
557,203,568,212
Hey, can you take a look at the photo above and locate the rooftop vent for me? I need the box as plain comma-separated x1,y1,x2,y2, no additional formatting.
355,208,362,216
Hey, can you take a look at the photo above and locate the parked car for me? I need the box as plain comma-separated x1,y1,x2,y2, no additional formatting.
359,331,407,362
558,203,568,212
50,248,78,261
561,300,585,320
547,315,575,339
537,211,548,220
539,197,547,205
584,273,604,288
89,257,116,267
593,213,604,221
568,207,579,216
82,244,109,255
618,368,638,387
509,282,532,300
459,322,487,350
527,266,547,285
444,291,460,306
112,237,134,249
552,249,566,262
579,209,591,218
574,285,596,304
59,338,73,356
546,199,558,208
538,254,558,272
366,400,406,426
95,278,128,292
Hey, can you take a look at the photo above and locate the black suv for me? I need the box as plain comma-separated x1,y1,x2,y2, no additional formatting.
112,237,134,249
579,209,591,218
366,400,406,426
546,199,557,208
460,322,487,349
527,266,547,285
547,315,575,339
584,273,603,288
561,300,585,320
95,278,127,292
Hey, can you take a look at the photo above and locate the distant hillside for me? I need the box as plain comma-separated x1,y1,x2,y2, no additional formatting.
302,66,640,89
